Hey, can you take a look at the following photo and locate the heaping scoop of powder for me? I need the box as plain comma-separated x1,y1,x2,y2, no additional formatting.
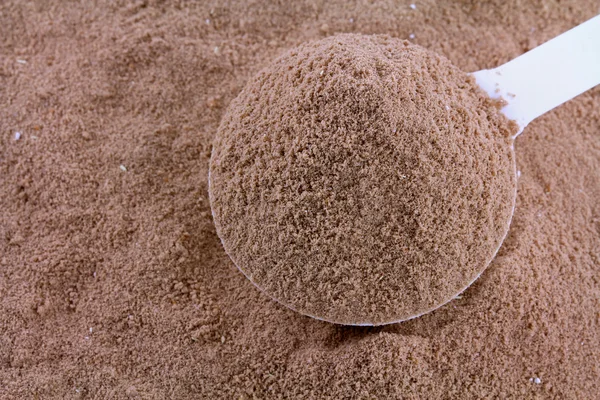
209,34,517,325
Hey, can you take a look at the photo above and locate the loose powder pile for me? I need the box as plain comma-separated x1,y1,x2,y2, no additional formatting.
210,34,517,324
1,1,599,398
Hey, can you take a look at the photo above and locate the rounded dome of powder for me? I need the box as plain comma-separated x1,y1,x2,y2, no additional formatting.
209,34,517,325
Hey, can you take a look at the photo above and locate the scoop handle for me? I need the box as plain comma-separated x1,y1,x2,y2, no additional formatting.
473,14,600,135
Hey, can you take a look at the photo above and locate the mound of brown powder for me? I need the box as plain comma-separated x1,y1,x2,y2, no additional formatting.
209,34,517,325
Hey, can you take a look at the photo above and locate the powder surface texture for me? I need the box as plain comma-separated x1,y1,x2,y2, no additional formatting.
1,1,599,399
209,34,516,324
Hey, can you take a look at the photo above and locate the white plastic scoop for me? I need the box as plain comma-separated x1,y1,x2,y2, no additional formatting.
209,18,600,327
473,14,600,136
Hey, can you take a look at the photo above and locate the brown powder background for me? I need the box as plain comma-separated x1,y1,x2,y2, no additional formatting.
209,34,517,325
0,1,599,398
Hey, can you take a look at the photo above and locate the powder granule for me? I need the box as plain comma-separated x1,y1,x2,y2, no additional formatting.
209,34,517,325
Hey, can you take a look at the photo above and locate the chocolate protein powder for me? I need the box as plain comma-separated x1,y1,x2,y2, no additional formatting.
209,34,517,325
3,2,600,397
